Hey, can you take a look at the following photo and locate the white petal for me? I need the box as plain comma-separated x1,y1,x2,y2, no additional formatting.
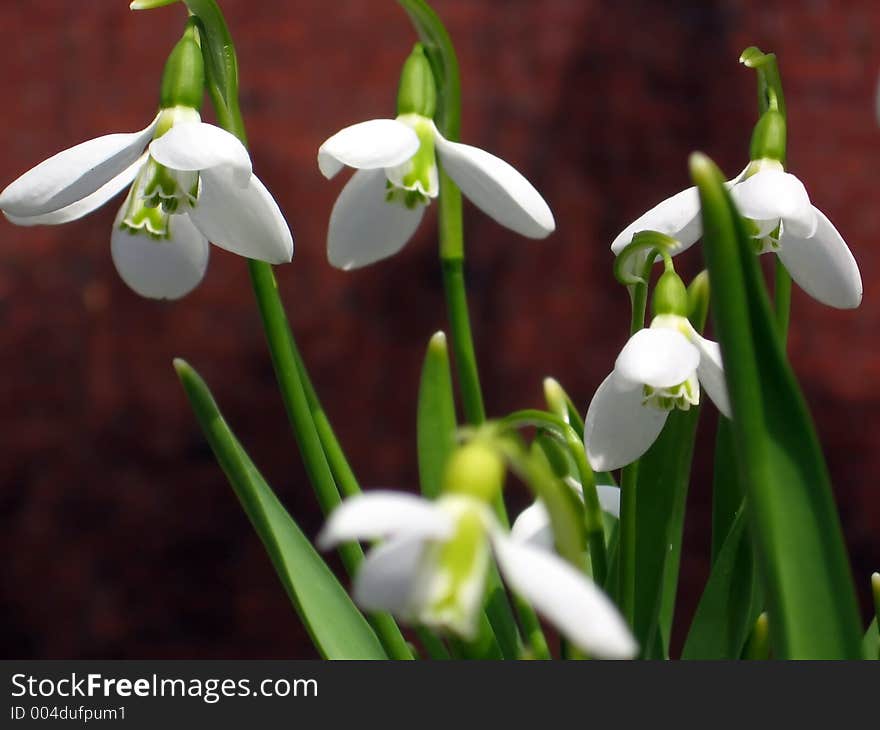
491,531,638,658
110,207,209,300
584,372,669,472
0,114,159,218
610,186,702,255
149,122,252,187
730,170,817,238
596,485,621,519
327,168,426,269
510,501,554,550
317,491,454,549
692,335,732,418
434,130,555,238
5,155,145,227
189,167,293,264
615,327,700,388
353,535,425,616
318,119,420,179
777,207,862,309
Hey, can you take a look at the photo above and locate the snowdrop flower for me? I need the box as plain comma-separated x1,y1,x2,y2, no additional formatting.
0,26,292,299
317,43,555,269
512,479,620,552
584,270,731,472
610,161,860,310
319,489,636,659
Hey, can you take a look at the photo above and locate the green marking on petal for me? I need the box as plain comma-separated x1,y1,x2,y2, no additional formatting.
418,502,490,638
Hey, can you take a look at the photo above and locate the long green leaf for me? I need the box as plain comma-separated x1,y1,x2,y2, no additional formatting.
417,332,458,499
692,153,862,658
174,359,387,660
633,408,700,658
863,618,878,660
682,503,762,659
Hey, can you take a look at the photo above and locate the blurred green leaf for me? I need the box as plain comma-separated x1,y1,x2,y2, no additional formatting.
682,504,762,659
633,408,700,658
417,332,458,499
863,618,878,660
175,359,387,660
693,153,862,659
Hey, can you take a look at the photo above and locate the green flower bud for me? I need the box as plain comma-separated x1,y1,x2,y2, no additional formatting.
442,441,505,504
160,22,205,111
749,109,786,164
652,269,689,317
397,43,437,118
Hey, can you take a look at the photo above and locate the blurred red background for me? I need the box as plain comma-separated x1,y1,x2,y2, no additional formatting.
0,0,877,658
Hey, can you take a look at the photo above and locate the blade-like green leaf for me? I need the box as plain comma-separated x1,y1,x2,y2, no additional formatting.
633,408,700,658
711,418,741,562
174,359,387,660
417,332,458,499
692,153,863,658
863,618,878,660
682,503,762,659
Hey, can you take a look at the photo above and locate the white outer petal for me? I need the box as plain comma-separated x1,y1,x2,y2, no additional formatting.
434,129,555,238
615,327,700,388
0,114,159,217
510,501,554,550
491,531,638,658
692,334,732,418
327,168,426,269
730,169,817,238
317,491,454,549
189,167,294,264
610,186,702,255
353,534,426,616
777,207,862,309
149,122,253,187
110,206,210,300
584,372,669,472
596,484,621,519
317,119,420,179
5,154,145,227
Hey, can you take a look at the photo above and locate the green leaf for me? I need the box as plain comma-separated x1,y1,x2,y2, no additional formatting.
682,504,762,659
174,359,387,660
417,332,458,499
710,418,741,562
863,618,878,660
692,153,863,658
632,408,700,658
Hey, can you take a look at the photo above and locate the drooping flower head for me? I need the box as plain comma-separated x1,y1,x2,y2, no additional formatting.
319,440,637,659
584,267,730,472
317,44,555,269
0,22,293,299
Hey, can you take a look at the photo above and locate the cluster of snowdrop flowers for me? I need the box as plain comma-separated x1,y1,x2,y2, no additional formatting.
317,44,555,269
319,441,637,659
584,268,730,471
610,160,861,311
0,25,292,299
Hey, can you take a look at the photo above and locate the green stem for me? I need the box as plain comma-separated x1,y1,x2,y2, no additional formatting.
774,258,791,342
567,434,607,586
618,461,639,628
440,255,485,425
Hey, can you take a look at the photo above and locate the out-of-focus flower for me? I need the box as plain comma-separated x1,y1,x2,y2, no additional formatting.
318,489,637,659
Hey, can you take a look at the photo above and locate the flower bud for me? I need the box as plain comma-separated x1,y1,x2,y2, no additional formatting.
159,22,205,111
749,109,786,164
442,441,505,504
397,43,437,118
652,269,689,317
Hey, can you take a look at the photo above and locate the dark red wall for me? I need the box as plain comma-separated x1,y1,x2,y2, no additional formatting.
1,0,877,658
